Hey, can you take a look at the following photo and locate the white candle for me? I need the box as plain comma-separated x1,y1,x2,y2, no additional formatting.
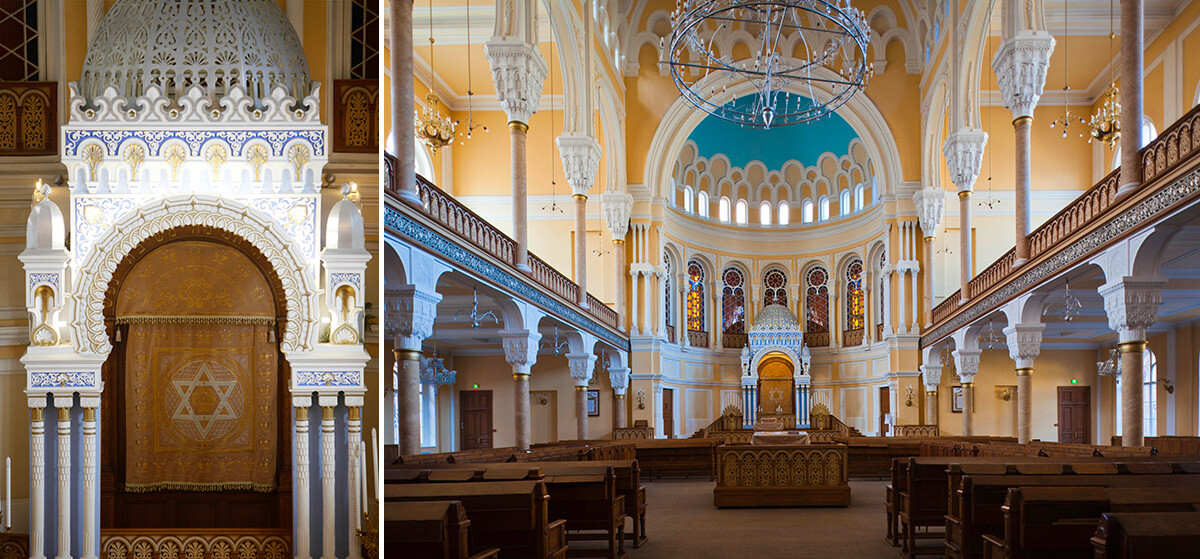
6,456,11,528
359,446,368,523
370,427,379,501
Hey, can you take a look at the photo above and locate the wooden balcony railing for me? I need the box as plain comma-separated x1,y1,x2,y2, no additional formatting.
0,81,57,156
722,332,748,348
687,329,709,348
925,102,1200,346
332,79,378,153
804,331,830,347
843,328,864,347
386,155,620,331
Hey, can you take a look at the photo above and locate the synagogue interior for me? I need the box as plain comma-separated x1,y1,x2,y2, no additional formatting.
387,0,1200,557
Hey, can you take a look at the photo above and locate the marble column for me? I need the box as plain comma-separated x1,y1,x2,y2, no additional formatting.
347,406,362,559
953,349,981,436
567,352,597,439
392,0,417,201
922,237,935,324
1014,116,1033,263
321,406,337,559
559,135,601,305
574,194,589,305
502,330,541,449
82,407,98,559
1118,0,1144,197
610,364,631,429
1004,323,1044,444
614,240,627,328
295,406,312,559
30,407,45,559
511,122,531,271
942,130,987,300
1099,278,1163,447
389,285,441,456
57,407,70,559
921,362,942,426
396,349,421,454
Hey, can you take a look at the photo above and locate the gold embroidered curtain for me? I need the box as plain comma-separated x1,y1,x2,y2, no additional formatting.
117,241,279,492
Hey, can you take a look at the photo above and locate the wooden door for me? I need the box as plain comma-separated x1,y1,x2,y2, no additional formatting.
1057,386,1091,443
460,390,493,450
879,386,891,436
662,388,674,439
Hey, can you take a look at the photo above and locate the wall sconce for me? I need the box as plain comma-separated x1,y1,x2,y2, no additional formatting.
636,388,646,410
997,387,1016,401
533,392,550,406
904,386,915,407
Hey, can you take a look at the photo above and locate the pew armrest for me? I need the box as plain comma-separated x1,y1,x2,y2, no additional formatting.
468,548,502,559
980,534,1005,559
547,518,568,551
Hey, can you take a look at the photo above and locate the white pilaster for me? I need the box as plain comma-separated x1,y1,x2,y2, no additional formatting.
30,406,46,559
320,404,337,559
81,403,98,559
347,407,362,559
630,270,641,335
294,404,312,559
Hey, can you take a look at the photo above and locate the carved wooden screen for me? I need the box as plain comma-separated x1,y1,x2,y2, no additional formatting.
763,268,787,307
721,268,745,335
805,267,829,333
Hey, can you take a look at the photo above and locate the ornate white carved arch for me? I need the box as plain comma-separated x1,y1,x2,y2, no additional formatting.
749,344,801,378
70,194,320,357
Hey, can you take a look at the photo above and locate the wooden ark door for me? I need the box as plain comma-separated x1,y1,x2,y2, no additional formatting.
879,386,891,436
460,390,493,450
662,388,674,439
102,237,291,530
1057,386,1091,443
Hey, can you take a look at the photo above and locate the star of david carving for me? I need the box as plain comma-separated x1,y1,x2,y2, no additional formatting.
768,388,784,402
171,362,238,440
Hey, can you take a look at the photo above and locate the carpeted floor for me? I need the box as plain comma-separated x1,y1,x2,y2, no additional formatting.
627,478,898,558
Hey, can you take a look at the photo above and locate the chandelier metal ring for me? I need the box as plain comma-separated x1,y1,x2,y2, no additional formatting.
663,0,873,128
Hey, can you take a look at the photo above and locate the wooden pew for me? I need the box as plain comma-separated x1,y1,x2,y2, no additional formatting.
1090,511,1200,559
384,500,501,559
385,465,543,484
533,461,647,549
946,472,1200,559
385,480,568,559
633,439,718,480
539,464,627,559
981,486,1200,559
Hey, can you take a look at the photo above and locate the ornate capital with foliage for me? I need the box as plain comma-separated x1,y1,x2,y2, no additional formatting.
386,286,442,351
566,352,598,386
942,129,989,192
991,32,1055,119
557,134,602,196
920,364,942,390
1099,279,1166,342
912,187,946,237
501,329,542,374
484,40,548,125
952,349,982,383
1003,323,1045,368
608,366,631,395
600,192,634,240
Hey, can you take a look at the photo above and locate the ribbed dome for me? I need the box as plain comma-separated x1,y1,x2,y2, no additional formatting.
79,0,311,104
750,304,802,332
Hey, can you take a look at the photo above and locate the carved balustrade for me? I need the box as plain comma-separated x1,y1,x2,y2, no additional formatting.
892,424,939,437
100,530,291,559
804,331,830,347
722,332,747,348
687,329,709,348
843,328,864,347
0,81,56,156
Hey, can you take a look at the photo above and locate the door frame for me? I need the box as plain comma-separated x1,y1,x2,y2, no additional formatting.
459,390,494,450
1057,386,1092,444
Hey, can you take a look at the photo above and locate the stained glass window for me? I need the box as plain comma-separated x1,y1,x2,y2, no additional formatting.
687,260,705,333
763,269,788,307
721,268,745,334
805,267,829,333
0,0,39,81
846,258,864,330
664,250,673,328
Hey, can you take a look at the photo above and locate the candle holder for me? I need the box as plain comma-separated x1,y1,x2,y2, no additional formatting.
357,499,379,559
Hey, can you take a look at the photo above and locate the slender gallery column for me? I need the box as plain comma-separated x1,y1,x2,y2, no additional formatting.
1099,278,1163,447
295,406,312,559
629,271,641,335
1005,323,1044,444
396,348,421,454
921,362,942,426
82,407,98,559
393,0,417,201
502,330,540,449
515,373,532,448
942,130,987,300
610,365,630,429
30,407,45,559
486,14,548,271
567,353,597,439
321,406,337,559
559,136,601,305
57,407,70,559
992,4,1053,263
1117,0,1144,197
913,186,945,328
574,194,589,305
614,240,626,327
347,406,362,559
390,285,440,455
953,349,981,436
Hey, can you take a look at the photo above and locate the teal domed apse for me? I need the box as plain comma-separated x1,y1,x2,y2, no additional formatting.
686,93,859,171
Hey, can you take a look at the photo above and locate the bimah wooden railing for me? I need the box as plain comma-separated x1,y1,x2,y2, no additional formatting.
714,444,851,507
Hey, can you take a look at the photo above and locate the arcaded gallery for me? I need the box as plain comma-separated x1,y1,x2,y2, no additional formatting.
4,0,1200,558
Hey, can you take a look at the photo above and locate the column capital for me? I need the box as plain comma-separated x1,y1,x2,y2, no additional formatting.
942,129,989,192
1003,323,1045,368
1099,278,1166,342
557,134,602,197
385,285,442,351
566,352,598,387
484,39,548,125
991,31,1055,119
920,363,942,391
601,191,634,239
500,329,542,374
912,186,946,237
608,366,631,396
952,348,982,383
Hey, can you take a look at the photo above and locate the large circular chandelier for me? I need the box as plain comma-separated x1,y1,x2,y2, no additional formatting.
662,0,873,128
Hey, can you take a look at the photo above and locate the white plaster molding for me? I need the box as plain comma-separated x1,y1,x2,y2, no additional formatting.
608,366,631,395
557,134,602,197
942,129,988,192
600,192,634,239
1003,323,1045,369
991,31,1056,119
483,40,548,125
1099,279,1166,343
912,186,946,237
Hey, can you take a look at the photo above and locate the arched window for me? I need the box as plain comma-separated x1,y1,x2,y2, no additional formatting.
840,190,851,216
721,268,746,340
855,184,865,210
778,201,790,225
686,261,706,344
1111,116,1158,171
805,267,830,345
845,259,864,343
801,200,814,223
718,197,731,222
763,268,788,307
735,199,748,224
818,196,830,221
698,191,710,217
876,250,887,334
760,201,771,225
1144,349,1157,436
683,186,694,212
664,249,674,339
